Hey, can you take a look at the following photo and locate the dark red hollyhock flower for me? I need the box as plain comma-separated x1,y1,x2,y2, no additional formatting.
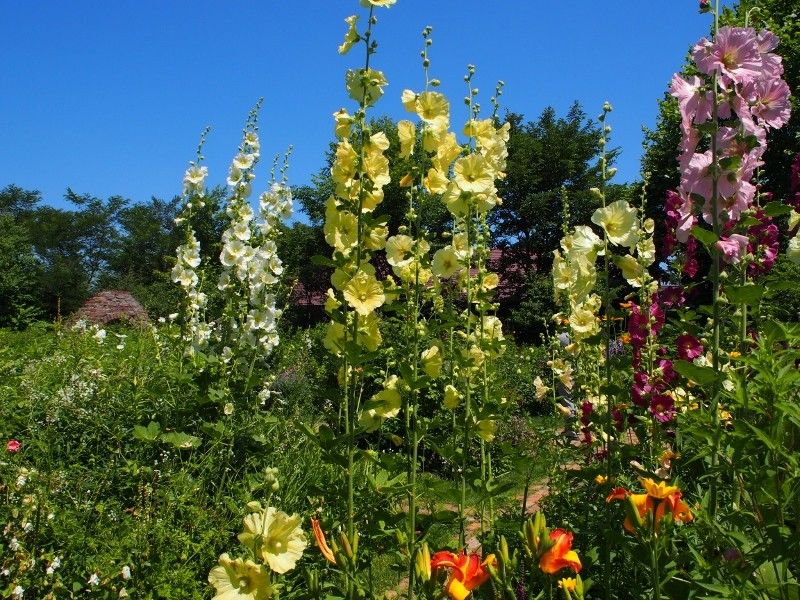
650,394,676,424
676,334,704,360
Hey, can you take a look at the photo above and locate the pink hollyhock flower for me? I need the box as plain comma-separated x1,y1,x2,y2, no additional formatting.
6,440,20,453
612,407,625,431
716,234,750,264
650,302,666,335
692,27,762,85
756,30,784,78
748,78,791,129
681,151,739,204
650,394,676,424
676,334,704,360
670,74,713,130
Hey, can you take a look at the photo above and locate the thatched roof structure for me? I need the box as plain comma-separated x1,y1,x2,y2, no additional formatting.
71,290,148,325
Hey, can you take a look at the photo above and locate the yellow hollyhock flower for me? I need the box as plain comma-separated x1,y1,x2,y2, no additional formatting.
443,183,470,217
453,155,494,194
421,345,443,378
433,132,462,172
331,140,358,184
338,15,359,55
401,89,417,112
414,91,449,130
346,68,387,107
444,384,461,409
333,108,352,139
364,224,388,251
360,0,396,7
359,387,402,431
552,250,576,291
616,254,644,288
386,234,415,267
398,120,415,159
534,376,549,400
475,419,496,442
343,270,385,316
208,553,271,600
357,312,382,351
432,246,461,279
424,167,449,194
323,321,346,355
324,289,341,313
238,505,307,574
591,200,640,249
562,225,603,262
570,303,599,338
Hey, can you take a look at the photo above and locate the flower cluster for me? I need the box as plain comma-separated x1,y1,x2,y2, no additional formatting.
668,26,790,268
209,497,306,600
606,478,693,535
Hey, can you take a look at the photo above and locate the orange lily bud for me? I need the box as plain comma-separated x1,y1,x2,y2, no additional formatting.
310,518,337,565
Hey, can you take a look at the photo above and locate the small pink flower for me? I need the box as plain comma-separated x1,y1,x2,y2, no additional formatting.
6,440,20,453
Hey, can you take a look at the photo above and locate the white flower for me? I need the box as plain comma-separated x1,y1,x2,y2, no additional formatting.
233,153,255,170
15,475,26,487
23,522,33,533
168,313,178,321
88,573,100,586
93,329,107,343
11,585,23,598
10,538,20,551
121,565,131,580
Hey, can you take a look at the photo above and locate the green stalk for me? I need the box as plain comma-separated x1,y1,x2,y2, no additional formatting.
708,0,722,518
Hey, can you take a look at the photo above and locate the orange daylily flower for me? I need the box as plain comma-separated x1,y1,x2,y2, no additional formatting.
607,481,693,533
620,332,632,345
539,529,582,574
430,550,496,600
310,518,336,565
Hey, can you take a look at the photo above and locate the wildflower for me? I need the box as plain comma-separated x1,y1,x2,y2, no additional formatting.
559,577,577,592
6,439,20,453
310,518,336,565
121,565,131,580
208,553,271,600
539,529,582,574
11,586,23,599
430,550,497,600
88,573,100,586
595,474,608,485
238,503,307,574
10,538,20,551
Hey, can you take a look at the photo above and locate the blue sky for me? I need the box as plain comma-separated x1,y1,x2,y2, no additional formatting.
0,1,725,215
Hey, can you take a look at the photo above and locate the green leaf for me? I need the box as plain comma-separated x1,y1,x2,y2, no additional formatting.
672,360,722,385
725,284,764,306
160,431,202,449
133,421,161,442
691,226,719,247
763,201,793,217
310,254,335,267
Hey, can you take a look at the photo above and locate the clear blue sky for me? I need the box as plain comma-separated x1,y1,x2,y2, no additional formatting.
0,1,727,215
